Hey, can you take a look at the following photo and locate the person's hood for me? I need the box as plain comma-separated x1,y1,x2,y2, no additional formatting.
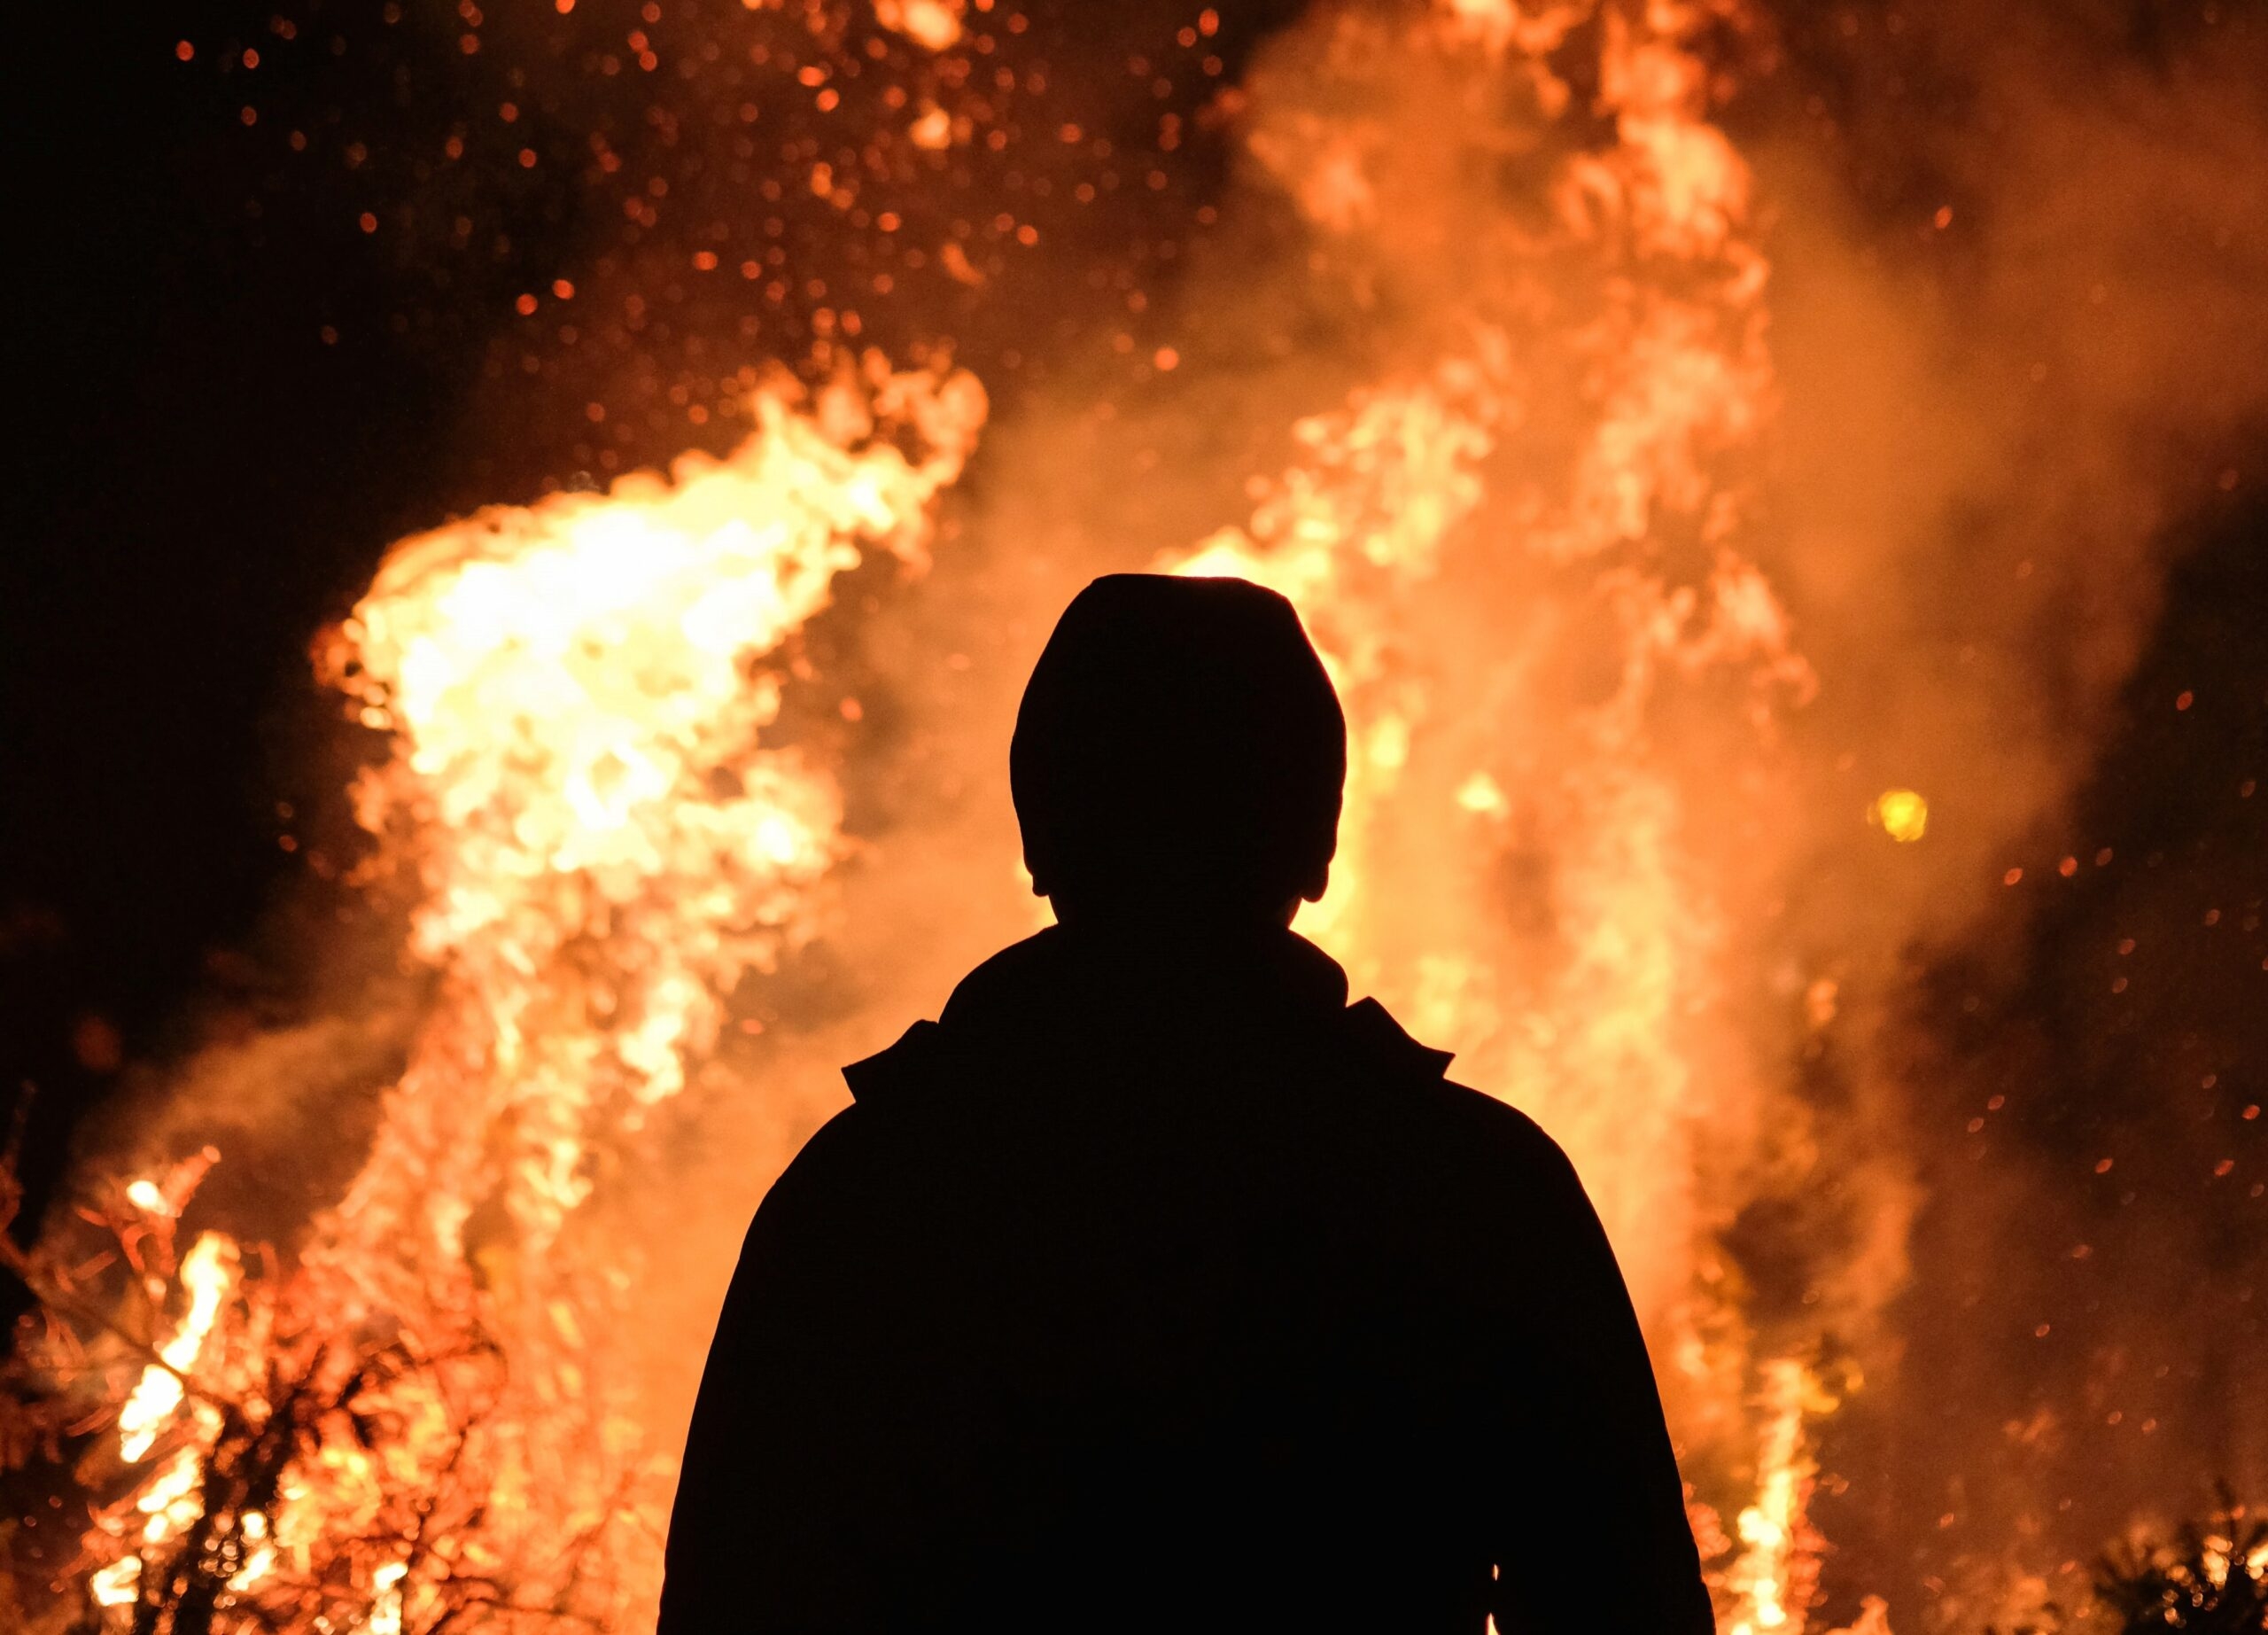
843,923,1452,1104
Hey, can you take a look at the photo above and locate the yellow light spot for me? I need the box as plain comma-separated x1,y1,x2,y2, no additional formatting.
1869,788,1928,843
125,1179,168,1214
907,104,952,151
1455,770,1507,817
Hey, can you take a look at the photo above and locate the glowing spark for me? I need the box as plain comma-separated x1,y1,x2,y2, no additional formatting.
907,103,952,151
125,1179,168,1214
1871,788,1929,843
1456,770,1509,817
874,0,963,51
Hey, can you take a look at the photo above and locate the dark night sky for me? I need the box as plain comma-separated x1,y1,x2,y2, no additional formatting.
7,13,408,1211
2,2,2264,1615
1,0,1286,1217
5,12,492,1230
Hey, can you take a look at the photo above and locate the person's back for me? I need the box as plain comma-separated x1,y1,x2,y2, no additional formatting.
660,575,1713,1633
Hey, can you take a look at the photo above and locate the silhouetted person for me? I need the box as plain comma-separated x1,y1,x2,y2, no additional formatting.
660,575,1713,1633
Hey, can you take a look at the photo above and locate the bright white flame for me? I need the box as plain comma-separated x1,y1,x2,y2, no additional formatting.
1726,1359,1821,1635
134,1446,205,1544
369,1560,408,1635
228,1508,276,1591
116,1233,238,1462
89,1554,142,1608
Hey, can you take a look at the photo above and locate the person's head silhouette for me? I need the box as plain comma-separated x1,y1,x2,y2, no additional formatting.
1011,574,1346,931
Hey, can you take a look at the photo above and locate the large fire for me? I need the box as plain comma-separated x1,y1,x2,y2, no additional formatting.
7,0,2264,1631
25,361,981,1631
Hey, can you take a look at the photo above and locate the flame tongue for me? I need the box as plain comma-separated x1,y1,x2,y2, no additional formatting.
115,1234,240,1464
1170,1,1824,1627
322,360,984,1261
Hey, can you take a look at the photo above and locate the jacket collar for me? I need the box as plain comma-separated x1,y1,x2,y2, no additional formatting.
942,923,1349,1032
843,924,1452,1103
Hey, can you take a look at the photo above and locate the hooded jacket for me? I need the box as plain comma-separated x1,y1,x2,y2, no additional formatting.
658,925,1713,1634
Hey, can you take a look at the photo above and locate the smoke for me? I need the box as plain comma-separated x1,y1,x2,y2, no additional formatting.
1761,1,2268,898
1741,3,2268,1623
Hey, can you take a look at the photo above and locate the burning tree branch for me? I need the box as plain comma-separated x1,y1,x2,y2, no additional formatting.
0,1131,659,1635
2091,1491,2268,1635
1980,1490,2268,1635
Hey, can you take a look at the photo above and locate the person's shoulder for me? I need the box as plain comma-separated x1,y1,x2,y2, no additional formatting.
756,1094,892,1228
1418,1068,1569,1168
1324,993,1560,1161
1340,995,1456,1081
1335,997,1574,1180
842,1019,951,1105
937,926,1067,1030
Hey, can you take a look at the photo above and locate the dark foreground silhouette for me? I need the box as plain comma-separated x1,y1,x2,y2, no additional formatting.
660,576,1712,1634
